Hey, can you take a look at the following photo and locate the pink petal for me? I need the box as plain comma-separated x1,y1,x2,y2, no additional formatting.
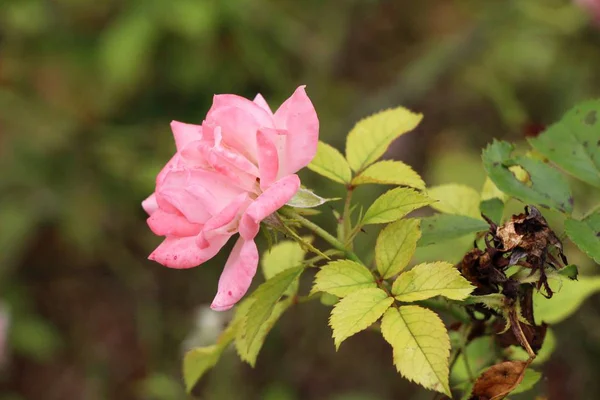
147,209,202,237
253,93,272,114
160,169,244,219
273,86,319,176
156,153,185,187
211,94,274,127
142,194,158,215
210,238,259,311
256,129,279,190
170,121,202,151
149,234,230,269
211,128,260,177
206,95,275,163
196,193,251,249
239,174,300,240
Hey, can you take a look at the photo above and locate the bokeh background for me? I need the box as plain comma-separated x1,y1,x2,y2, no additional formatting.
1,0,600,399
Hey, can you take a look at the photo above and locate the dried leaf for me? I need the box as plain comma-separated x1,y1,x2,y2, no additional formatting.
471,360,530,400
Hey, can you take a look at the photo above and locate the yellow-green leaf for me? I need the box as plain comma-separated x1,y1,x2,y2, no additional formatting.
241,267,303,354
183,346,221,392
481,177,507,202
261,239,310,296
235,297,292,367
312,260,376,298
380,306,451,396
392,262,474,302
362,188,433,225
182,322,237,392
376,219,421,279
346,107,423,172
427,184,481,219
351,160,425,189
534,275,600,324
308,141,352,184
329,288,393,349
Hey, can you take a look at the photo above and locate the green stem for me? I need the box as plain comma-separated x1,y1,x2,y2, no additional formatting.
280,207,363,264
342,185,354,246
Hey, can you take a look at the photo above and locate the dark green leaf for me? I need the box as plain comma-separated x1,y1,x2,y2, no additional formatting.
418,215,489,246
482,140,572,213
528,100,600,187
564,211,600,263
480,198,504,225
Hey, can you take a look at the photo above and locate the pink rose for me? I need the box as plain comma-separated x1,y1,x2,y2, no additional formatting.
143,86,319,311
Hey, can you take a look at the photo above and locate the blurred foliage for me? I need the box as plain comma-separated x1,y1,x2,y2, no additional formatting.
1,0,600,399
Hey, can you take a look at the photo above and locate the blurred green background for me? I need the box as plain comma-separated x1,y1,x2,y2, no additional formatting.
1,0,600,399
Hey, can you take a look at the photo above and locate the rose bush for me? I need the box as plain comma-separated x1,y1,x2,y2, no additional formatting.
142,86,318,311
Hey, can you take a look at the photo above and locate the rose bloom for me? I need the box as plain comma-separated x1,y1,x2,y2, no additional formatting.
142,86,318,311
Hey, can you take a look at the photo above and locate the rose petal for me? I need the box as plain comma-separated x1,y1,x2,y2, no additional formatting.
206,95,275,163
211,94,274,127
142,194,159,215
273,86,319,176
149,234,230,269
239,174,300,240
160,169,244,219
196,193,251,249
170,121,202,151
210,237,259,311
253,93,272,114
147,209,202,237
256,129,279,190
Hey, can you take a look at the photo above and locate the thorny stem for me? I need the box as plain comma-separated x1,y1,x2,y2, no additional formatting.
279,207,363,264
509,308,536,358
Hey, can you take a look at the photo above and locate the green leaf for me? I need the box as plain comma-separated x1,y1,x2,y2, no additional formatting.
480,198,504,225
534,275,600,324
511,369,542,394
380,306,451,396
509,328,555,365
392,262,474,302
564,211,600,263
312,260,376,298
528,100,600,187
329,288,393,349
346,107,423,172
240,267,303,353
308,141,352,184
261,239,309,281
362,188,433,225
376,219,421,279
183,323,236,392
427,184,481,219
235,297,292,366
418,214,489,246
320,292,340,306
183,346,221,392
451,336,496,384
286,187,338,208
482,140,573,213
351,160,425,190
